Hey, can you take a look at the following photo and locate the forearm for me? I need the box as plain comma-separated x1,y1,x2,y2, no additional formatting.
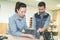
21,34,29,37
42,27,47,32
21,34,35,39
37,27,47,32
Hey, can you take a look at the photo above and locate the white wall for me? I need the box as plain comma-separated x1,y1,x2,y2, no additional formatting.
0,1,15,23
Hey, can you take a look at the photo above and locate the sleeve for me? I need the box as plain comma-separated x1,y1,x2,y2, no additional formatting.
44,15,51,28
9,18,22,37
32,16,36,30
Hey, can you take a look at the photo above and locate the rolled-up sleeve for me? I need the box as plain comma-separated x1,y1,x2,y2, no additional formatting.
44,15,51,28
9,18,22,37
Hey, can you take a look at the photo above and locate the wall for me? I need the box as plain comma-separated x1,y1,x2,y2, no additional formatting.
0,1,15,23
57,10,60,36
50,10,60,36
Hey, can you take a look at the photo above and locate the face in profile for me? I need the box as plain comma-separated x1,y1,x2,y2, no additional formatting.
38,6,45,13
17,7,26,17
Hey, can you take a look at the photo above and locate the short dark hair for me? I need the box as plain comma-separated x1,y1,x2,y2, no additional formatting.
15,2,27,13
38,2,46,8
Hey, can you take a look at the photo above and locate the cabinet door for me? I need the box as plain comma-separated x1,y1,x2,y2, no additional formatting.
0,23,7,34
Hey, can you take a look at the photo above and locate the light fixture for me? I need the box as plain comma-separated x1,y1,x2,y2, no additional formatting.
36,0,43,1
56,4,60,7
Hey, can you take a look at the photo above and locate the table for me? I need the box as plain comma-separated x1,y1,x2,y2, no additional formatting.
0,34,43,40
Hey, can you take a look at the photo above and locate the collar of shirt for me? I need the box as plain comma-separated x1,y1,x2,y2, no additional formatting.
37,12,48,19
15,13,25,20
38,12,47,16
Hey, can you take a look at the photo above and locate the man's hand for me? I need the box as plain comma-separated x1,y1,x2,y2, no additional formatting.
37,27,46,32
37,28,42,32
